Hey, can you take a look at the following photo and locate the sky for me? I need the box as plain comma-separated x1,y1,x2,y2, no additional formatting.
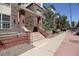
43,3,79,23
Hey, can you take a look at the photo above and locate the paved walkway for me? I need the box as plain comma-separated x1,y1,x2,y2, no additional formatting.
54,32,79,56
0,43,34,56
19,32,67,56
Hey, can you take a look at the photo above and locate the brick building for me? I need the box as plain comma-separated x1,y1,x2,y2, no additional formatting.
0,3,46,51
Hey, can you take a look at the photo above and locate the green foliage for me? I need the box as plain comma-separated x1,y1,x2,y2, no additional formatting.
60,15,70,30
42,5,70,31
42,7,55,31
71,21,75,27
42,20,51,31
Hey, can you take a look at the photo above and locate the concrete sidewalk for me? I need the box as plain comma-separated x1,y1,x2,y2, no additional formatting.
54,32,79,56
0,43,34,56
19,32,67,56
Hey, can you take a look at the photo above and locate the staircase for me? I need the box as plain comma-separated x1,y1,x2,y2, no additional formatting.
31,32,46,46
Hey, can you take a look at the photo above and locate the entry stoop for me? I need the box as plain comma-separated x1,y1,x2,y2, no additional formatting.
31,32,46,42
31,32,47,46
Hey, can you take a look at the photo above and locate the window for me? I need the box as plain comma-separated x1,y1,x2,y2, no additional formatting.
0,14,10,29
2,14,10,29
2,22,10,28
4,3,10,6
0,14,1,28
2,14,10,21
0,14,1,20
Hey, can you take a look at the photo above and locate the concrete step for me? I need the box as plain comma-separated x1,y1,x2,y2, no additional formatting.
31,32,46,42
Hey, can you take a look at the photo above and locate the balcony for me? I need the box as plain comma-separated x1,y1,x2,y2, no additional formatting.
0,3,11,7
27,7,44,17
18,3,31,8
35,10,43,17
19,3,44,18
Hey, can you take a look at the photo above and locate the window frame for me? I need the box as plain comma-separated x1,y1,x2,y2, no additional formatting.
0,13,1,29
0,13,11,29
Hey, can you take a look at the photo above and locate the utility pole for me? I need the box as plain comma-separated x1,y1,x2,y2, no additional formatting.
69,3,72,32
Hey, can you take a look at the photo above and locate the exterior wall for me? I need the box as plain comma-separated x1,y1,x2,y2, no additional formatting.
25,15,34,32
11,3,19,29
33,16,38,27
25,15,42,32
27,3,43,16
0,3,46,51
0,4,11,15
19,9,26,29
0,4,12,32
0,3,31,51
25,3,43,32
0,3,43,32
0,3,24,33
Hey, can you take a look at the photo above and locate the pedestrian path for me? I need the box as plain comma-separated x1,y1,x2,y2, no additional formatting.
0,43,34,56
19,32,67,56
54,32,79,56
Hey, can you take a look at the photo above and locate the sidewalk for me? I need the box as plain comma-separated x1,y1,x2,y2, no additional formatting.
19,32,67,56
0,43,34,56
54,32,79,56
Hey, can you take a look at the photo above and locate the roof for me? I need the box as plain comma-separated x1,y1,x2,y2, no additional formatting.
26,3,43,9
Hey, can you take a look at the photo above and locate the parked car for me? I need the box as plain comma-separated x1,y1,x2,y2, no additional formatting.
72,28,77,32
75,28,79,35
61,28,66,31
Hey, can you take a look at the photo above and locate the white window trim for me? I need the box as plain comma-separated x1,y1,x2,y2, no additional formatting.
1,13,2,29
10,16,12,29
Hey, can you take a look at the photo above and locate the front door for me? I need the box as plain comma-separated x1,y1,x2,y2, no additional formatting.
33,27,38,32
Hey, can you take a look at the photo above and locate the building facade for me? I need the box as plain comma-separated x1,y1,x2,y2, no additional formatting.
0,3,46,51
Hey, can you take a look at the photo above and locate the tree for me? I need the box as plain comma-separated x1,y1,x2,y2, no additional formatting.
71,21,75,28
43,5,56,31
43,5,70,33
76,21,79,28
59,15,70,30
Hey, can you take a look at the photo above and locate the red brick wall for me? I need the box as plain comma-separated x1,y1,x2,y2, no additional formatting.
19,15,25,30
38,27,47,38
0,33,30,51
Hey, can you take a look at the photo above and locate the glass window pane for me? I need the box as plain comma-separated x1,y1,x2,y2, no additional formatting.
2,14,10,29
0,21,1,28
0,14,1,28
2,22,10,28
0,14,1,20
4,3,10,5
2,14,10,21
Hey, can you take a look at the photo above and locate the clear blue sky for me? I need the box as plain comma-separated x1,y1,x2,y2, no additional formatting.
43,3,79,22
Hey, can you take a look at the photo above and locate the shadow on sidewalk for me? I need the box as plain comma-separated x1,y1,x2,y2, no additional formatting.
0,43,35,56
